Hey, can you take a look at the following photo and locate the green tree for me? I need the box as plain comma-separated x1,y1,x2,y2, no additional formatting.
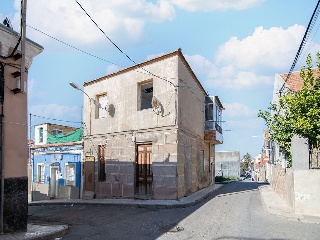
242,153,252,172
258,52,320,166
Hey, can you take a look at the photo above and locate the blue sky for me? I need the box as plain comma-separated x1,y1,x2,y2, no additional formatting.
1,0,320,158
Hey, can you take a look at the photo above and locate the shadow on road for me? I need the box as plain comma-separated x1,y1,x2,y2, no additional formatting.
28,181,270,239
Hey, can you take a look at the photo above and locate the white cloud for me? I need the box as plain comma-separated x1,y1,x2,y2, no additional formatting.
171,0,263,12
186,54,272,89
185,25,307,89
30,104,81,119
146,52,166,60
106,64,121,74
205,66,273,88
185,54,216,75
223,102,257,117
12,0,175,46
215,25,305,70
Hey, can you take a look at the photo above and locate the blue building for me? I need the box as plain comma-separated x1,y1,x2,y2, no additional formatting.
30,123,83,200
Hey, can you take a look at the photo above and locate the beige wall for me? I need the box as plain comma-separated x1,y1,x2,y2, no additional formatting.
84,55,178,136
177,57,205,139
293,170,320,215
270,164,320,216
0,26,43,178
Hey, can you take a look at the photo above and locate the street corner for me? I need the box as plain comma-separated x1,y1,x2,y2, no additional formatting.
1,224,69,240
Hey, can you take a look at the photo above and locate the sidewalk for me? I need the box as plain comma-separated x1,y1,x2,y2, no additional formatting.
259,184,320,224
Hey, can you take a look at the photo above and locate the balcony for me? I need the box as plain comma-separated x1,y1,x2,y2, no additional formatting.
204,121,223,144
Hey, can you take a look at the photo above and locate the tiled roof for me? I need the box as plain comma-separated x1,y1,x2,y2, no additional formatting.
279,68,319,92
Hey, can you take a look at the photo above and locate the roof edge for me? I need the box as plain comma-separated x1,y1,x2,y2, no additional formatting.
83,48,208,95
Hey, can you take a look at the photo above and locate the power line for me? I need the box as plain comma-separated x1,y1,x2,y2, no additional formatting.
297,20,320,68
74,0,178,88
28,9,210,103
279,0,320,94
27,25,118,66
74,0,137,65
31,113,82,125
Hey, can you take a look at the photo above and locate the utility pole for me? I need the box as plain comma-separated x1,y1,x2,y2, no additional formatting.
20,0,27,93
0,0,27,233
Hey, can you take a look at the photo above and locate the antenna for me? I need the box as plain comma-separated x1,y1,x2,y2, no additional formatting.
3,16,13,29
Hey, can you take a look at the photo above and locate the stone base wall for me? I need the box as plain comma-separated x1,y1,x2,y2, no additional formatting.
58,186,80,199
90,128,181,200
86,126,213,200
176,130,211,199
2,177,28,233
270,164,320,216
270,164,294,209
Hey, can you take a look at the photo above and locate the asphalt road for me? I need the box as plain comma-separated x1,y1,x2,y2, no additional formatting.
28,181,320,240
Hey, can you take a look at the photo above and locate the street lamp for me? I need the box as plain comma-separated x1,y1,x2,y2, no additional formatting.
69,82,94,135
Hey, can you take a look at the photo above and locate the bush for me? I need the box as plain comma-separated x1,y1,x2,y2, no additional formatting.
215,176,239,182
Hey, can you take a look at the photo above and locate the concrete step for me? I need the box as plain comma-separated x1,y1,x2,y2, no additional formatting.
82,191,94,200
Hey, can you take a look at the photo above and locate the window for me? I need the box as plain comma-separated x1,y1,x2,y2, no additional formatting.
37,164,45,183
39,127,43,143
65,164,76,186
97,93,108,118
205,103,214,121
98,145,106,181
52,129,63,136
200,150,205,173
139,81,153,110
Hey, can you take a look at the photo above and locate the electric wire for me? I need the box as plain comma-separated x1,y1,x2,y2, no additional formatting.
297,20,320,69
74,0,178,88
279,0,320,94
31,114,82,125
27,25,118,66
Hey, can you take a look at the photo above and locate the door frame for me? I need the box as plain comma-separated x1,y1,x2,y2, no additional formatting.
84,156,95,192
135,143,153,197
49,166,59,199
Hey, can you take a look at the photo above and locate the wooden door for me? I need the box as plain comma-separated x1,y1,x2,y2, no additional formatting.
85,156,95,192
135,144,153,196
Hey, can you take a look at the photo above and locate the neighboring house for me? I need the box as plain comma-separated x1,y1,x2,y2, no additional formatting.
215,151,240,179
272,69,318,167
0,23,43,233
81,48,224,200
30,123,83,201
267,70,320,216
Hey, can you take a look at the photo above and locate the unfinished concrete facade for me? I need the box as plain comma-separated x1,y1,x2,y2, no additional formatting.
82,49,223,200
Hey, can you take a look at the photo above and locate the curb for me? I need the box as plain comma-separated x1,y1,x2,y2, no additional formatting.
26,224,69,240
0,224,69,240
29,184,224,209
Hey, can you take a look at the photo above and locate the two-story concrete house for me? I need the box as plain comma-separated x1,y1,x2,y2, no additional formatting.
81,49,224,200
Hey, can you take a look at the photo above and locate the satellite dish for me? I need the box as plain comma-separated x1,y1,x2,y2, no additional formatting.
104,104,110,112
152,96,160,109
152,96,162,115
